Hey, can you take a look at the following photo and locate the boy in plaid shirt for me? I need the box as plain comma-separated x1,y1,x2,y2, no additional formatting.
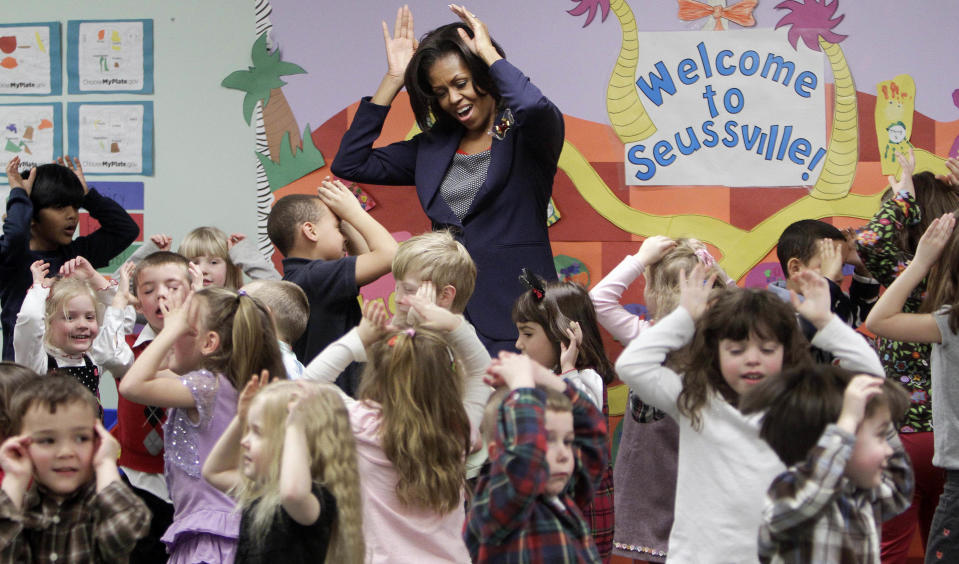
741,364,914,564
0,374,150,562
465,352,607,563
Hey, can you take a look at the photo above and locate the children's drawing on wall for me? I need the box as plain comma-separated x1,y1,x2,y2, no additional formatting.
67,19,153,94
0,103,59,170
0,22,60,95
68,102,153,175
876,74,950,179
677,0,757,31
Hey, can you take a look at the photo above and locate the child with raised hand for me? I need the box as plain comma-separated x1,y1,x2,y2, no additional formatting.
739,365,912,563
303,292,482,562
1,156,139,361
615,264,883,563
268,177,397,395
465,352,608,562
588,236,726,562
857,149,959,563
0,374,150,561
118,286,285,563
203,374,364,563
512,270,616,560
14,256,131,398
865,211,959,563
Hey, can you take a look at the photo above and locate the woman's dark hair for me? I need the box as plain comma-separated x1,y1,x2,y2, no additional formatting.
677,288,812,430
741,364,909,466
404,23,506,133
27,163,85,219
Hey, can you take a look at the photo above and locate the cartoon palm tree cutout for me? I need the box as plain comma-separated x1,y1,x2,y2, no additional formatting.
222,33,305,163
776,0,858,200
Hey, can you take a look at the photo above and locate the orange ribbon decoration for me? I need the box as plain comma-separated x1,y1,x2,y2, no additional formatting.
678,0,757,30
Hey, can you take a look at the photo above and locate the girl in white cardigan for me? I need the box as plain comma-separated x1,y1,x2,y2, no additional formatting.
615,265,883,563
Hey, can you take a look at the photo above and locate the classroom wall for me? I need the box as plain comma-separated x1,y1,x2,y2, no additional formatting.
3,1,257,406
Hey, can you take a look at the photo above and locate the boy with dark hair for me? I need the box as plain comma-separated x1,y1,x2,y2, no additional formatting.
267,178,396,395
741,365,913,563
465,353,607,563
0,374,150,561
771,219,879,333
1,156,139,360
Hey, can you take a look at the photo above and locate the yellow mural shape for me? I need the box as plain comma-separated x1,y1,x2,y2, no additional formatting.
875,74,950,179
606,0,656,143
810,36,858,201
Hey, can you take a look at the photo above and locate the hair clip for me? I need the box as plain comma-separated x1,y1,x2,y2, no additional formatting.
404,327,416,338
694,247,716,268
518,268,546,301
237,289,247,297
387,335,399,348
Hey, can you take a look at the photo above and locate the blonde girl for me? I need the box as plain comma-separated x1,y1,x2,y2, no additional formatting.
118,287,284,563
304,295,487,562
125,227,279,290
615,265,883,563
204,377,364,563
865,212,959,563
588,236,725,562
14,257,130,398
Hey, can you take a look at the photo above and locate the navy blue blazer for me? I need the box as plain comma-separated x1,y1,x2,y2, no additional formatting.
331,59,564,347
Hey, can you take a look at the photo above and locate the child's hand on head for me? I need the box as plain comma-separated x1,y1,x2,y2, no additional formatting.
92,420,120,471
790,269,832,329
937,157,959,187
0,435,33,482
402,281,462,332
57,155,88,195
635,235,676,267
5,156,36,194
912,213,956,271
836,374,884,435
150,234,172,251
818,239,844,283
358,300,392,346
286,380,319,426
61,256,110,290
559,321,582,373
486,351,538,390
317,177,363,222
29,260,55,288
113,261,139,309
238,369,271,421
678,263,717,321
188,262,204,292
227,233,245,249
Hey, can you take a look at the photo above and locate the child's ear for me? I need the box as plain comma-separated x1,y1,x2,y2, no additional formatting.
200,330,220,355
436,284,457,310
300,222,318,243
786,257,805,279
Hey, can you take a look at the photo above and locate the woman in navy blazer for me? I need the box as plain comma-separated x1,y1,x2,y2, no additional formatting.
331,4,564,354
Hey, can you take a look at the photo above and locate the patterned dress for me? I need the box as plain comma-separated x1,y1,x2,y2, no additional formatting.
856,192,932,432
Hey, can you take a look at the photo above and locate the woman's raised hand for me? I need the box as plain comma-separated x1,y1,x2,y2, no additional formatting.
382,5,417,80
449,4,501,65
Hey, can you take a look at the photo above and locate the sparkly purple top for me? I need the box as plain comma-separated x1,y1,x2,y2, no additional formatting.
161,370,241,554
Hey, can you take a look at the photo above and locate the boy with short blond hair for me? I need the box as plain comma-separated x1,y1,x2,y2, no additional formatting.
392,230,476,315
0,374,150,561
241,279,310,379
268,179,397,395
